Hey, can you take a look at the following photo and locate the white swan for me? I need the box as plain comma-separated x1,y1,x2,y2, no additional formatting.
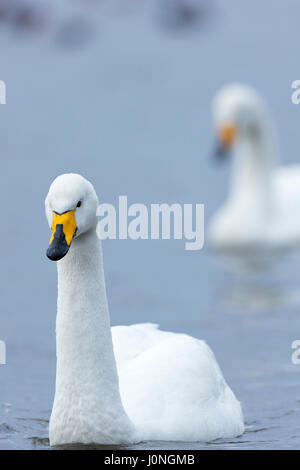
45,173,244,446
209,83,300,251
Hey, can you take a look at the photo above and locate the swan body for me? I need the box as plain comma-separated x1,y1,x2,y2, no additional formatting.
113,323,243,442
209,83,300,251
45,173,244,446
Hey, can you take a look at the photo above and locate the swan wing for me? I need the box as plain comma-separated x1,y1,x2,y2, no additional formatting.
271,164,300,244
112,325,244,442
274,164,300,207
112,323,169,368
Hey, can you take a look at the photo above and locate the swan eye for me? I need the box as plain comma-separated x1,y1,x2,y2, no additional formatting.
77,201,82,208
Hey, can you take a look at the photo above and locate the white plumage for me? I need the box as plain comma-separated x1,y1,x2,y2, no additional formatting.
45,173,244,446
209,83,300,251
113,323,244,442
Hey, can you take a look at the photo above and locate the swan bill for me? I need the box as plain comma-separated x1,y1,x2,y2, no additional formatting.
214,141,231,159
47,210,77,261
215,123,237,159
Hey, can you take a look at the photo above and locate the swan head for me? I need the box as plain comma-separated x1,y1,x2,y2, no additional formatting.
213,83,267,157
45,173,99,261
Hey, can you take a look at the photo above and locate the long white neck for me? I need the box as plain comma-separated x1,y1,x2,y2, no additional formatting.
50,226,135,446
229,120,277,217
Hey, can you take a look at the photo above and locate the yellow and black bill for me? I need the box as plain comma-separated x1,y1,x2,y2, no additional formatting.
214,123,237,159
46,209,77,261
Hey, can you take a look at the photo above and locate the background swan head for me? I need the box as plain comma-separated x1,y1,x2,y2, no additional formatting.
213,83,268,158
45,173,98,261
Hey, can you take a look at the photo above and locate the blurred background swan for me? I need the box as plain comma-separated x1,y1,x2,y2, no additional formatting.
209,84,300,252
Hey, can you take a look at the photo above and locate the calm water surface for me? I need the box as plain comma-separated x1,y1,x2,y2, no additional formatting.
0,0,300,450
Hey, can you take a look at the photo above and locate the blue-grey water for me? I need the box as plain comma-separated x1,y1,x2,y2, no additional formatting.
0,0,300,450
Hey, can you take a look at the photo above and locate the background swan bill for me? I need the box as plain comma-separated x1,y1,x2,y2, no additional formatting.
214,123,237,160
214,140,231,160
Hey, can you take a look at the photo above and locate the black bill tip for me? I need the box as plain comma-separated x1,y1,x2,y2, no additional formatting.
214,141,231,161
46,224,70,261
